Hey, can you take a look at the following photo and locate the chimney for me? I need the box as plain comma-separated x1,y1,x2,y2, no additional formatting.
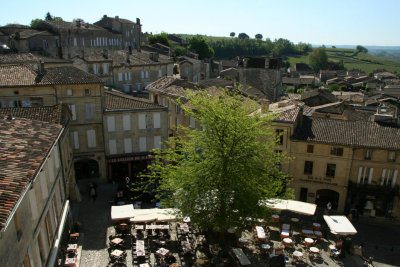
136,18,140,24
38,59,45,73
76,19,81,27
115,16,119,21
260,99,270,113
103,15,107,18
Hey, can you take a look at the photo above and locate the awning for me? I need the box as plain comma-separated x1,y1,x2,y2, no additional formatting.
262,199,317,215
323,215,357,235
128,208,182,223
111,204,135,220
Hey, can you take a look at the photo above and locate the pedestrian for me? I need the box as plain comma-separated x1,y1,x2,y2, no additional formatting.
90,184,96,201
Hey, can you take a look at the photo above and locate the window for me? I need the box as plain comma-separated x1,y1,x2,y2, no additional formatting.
276,129,284,145
123,115,131,131
154,136,161,150
364,149,372,160
175,104,181,114
128,72,131,80
388,151,396,162
307,145,314,153
93,64,99,74
43,39,48,49
109,139,117,154
85,88,91,96
87,130,96,148
85,103,94,120
139,137,147,152
304,161,313,175
190,116,196,129
137,83,142,91
145,71,149,79
118,72,123,81
124,84,131,93
141,71,144,79
380,169,398,187
124,138,132,154
103,63,109,74
158,69,162,77
28,188,39,220
29,97,43,107
107,116,115,132
124,72,128,81
70,131,79,149
153,113,161,128
326,164,336,178
330,147,343,156
69,104,76,120
67,89,73,96
138,114,146,129
358,166,373,184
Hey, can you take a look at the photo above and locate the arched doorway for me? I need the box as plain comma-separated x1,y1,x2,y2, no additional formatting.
74,159,99,181
316,189,339,210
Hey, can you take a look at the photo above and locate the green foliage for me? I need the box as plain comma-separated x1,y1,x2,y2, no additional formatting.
356,45,368,53
332,46,336,49
140,88,290,235
328,84,341,92
188,36,214,59
230,32,235,38
30,18,43,27
174,46,186,57
238,33,249,39
44,12,63,21
309,47,328,72
255,33,263,40
148,32,171,47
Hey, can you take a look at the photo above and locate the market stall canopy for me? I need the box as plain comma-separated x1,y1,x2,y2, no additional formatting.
111,204,135,220
323,215,357,235
129,208,181,223
262,199,317,215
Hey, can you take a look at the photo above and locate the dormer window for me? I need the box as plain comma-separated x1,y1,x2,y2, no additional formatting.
365,149,372,160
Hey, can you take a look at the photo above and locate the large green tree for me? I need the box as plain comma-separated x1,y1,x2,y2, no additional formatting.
309,47,328,72
140,88,290,244
148,32,171,47
188,36,214,59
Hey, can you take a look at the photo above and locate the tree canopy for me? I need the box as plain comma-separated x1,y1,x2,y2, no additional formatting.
230,32,235,38
188,36,214,59
255,33,263,40
139,87,290,239
31,12,62,27
238,33,250,39
148,32,171,47
309,47,328,72
356,45,368,53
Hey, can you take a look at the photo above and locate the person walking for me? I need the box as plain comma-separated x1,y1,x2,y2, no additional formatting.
89,183,97,201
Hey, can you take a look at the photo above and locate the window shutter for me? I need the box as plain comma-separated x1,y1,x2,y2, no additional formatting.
40,171,48,199
357,166,363,184
154,113,160,128
87,129,96,148
392,169,398,187
107,116,115,132
367,168,373,184
381,169,387,185
29,189,39,220
109,139,117,154
124,138,132,153
154,136,161,150
138,114,146,129
139,137,147,152
123,115,131,131
85,103,94,120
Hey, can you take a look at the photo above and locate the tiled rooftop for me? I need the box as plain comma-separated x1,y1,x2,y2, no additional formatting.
292,116,400,149
0,104,70,126
104,90,165,111
0,117,62,230
0,65,103,87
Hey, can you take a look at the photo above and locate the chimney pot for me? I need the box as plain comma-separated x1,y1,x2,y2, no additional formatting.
115,16,119,20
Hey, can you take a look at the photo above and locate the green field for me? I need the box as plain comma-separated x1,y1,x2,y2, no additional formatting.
288,48,400,73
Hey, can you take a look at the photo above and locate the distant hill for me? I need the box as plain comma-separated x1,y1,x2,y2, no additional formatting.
288,48,400,74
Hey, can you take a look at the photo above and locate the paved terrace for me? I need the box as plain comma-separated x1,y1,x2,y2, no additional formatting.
70,183,399,267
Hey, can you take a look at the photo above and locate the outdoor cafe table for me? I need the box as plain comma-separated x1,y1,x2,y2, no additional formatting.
271,214,280,222
156,247,170,257
293,251,303,258
146,224,169,230
111,237,123,245
140,264,150,267
282,224,290,230
304,238,314,246
111,249,124,257
64,257,77,267
291,218,299,223
261,244,271,251
310,247,320,253
67,243,78,252
280,231,290,238
314,230,323,238
302,229,314,237
256,226,266,240
238,238,249,245
135,225,144,230
136,240,145,257
312,222,321,229
282,238,293,247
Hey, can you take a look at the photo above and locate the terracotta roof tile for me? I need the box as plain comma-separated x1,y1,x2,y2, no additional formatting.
0,65,103,87
104,90,165,111
0,117,62,229
292,116,400,149
0,104,70,125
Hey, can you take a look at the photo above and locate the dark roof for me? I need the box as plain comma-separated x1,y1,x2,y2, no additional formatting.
18,29,53,39
0,117,62,230
104,90,166,111
0,65,103,87
274,105,301,123
112,50,173,67
292,116,400,149
294,63,313,72
146,77,195,98
36,20,107,32
0,53,71,65
0,104,70,126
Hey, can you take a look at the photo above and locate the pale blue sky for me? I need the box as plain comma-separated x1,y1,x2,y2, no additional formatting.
1,0,399,46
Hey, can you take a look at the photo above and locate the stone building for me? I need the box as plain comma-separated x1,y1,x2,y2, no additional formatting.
111,50,174,93
0,52,72,68
72,52,113,85
33,19,123,59
0,63,107,183
0,117,69,267
178,55,202,82
103,89,168,182
94,15,142,51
